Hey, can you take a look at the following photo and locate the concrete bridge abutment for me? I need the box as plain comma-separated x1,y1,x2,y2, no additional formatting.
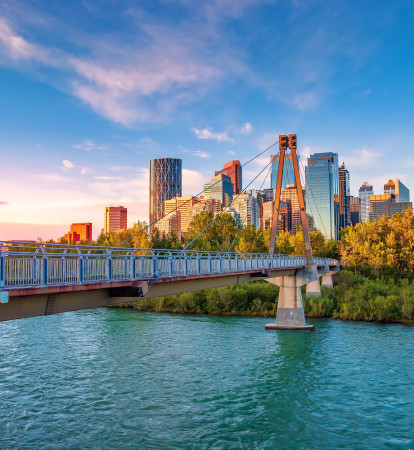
265,264,319,331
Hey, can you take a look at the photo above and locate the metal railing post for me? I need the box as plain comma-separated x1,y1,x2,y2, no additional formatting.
0,252,5,288
169,252,173,276
108,257,113,281
153,257,157,277
42,256,48,286
79,257,84,284
132,257,136,279
197,254,201,275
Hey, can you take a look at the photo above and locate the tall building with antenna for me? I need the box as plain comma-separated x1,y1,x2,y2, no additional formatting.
149,158,182,230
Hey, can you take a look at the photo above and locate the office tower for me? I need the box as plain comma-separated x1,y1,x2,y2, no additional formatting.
247,189,266,230
149,158,182,229
350,196,360,226
389,201,413,215
384,179,410,202
369,194,394,221
104,206,127,234
263,188,274,202
164,196,199,234
232,192,260,229
359,182,374,222
338,163,351,229
154,212,181,237
305,152,339,240
263,200,291,232
64,223,92,243
216,160,242,195
225,207,242,226
270,153,300,189
205,174,233,207
280,184,305,235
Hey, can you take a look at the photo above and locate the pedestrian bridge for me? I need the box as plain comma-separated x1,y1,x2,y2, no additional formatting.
0,241,339,323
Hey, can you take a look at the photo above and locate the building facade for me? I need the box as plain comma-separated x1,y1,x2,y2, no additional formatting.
164,196,199,234
359,182,374,222
216,160,242,195
305,152,339,240
191,198,222,217
384,179,410,203
149,158,182,229
104,206,127,234
232,192,260,229
64,223,92,243
339,163,351,230
350,196,360,226
205,174,233,207
270,153,300,190
280,184,304,235
154,212,181,237
262,200,291,233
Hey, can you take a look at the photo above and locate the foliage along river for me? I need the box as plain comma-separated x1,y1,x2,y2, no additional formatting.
0,309,413,449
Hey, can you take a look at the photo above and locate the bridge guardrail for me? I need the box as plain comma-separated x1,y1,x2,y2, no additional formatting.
0,241,340,290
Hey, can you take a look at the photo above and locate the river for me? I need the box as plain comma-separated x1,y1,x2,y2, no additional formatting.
0,309,413,449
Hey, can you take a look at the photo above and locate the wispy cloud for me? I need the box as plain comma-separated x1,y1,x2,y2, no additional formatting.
0,201,9,205
228,150,236,156
237,122,253,135
183,149,210,158
37,173,73,182
73,139,107,151
62,159,75,169
191,127,233,143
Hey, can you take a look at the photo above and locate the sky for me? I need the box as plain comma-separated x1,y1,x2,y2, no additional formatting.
1,0,414,240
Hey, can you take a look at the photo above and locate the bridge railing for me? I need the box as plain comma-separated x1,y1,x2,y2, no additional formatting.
0,241,339,289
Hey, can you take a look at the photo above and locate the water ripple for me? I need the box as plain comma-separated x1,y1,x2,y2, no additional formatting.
0,310,413,449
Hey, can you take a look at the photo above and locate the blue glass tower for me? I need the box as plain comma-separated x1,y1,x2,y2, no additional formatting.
270,153,300,189
305,153,339,240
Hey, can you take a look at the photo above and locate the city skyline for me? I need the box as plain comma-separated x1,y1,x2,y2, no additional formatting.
1,1,414,239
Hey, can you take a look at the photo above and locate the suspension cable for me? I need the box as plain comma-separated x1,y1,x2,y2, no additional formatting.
114,141,278,247
153,159,275,280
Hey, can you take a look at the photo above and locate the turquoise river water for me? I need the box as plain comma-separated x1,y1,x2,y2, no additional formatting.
0,309,413,449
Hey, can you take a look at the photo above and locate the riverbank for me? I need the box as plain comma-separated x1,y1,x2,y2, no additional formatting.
114,271,414,324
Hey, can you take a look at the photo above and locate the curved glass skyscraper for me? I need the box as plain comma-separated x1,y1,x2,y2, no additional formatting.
149,158,182,229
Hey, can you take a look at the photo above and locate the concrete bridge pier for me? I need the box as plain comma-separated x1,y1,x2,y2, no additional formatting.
265,265,319,331
305,278,321,298
321,269,340,289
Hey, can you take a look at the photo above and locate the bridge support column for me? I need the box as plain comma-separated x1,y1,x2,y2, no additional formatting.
321,269,340,289
306,278,321,298
265,265,318,331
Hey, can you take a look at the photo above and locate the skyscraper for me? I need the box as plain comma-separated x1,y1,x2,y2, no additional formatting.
216,160,242,195
270,153,300,189
204,174,233,207
149,158,182,229
359,182,374,222
339,163,351,229
280,184,305,235
305,152,339,240
104,206,127,234
232,192,260,229
384,179,410,202
350,196,360,226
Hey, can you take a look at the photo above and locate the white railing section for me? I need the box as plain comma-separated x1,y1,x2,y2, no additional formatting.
0,241,339,289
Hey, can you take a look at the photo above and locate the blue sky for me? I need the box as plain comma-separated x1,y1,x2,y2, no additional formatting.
1,0,414,239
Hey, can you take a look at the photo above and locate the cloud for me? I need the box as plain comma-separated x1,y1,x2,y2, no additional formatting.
183,149,210,158
73,139,107,151
0,201,9,205
37,173,73,182
346,147,380,169
238,122,253,135
228,150,236,156
62,160,75,169
192,127,232,143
